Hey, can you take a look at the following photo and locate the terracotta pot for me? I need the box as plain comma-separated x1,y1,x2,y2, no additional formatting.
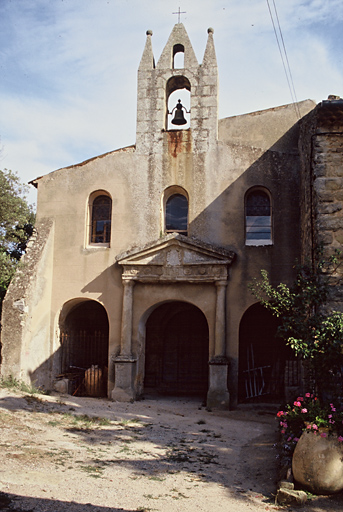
85,365,103,397
292,431,343,494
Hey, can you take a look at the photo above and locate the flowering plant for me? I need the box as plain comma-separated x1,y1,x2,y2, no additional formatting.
277,394,343,453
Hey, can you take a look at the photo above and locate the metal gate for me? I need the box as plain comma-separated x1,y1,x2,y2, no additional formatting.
58,330,108,396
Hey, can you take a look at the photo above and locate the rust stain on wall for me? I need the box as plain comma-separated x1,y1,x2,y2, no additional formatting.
168,130,183,158
167,130,192,158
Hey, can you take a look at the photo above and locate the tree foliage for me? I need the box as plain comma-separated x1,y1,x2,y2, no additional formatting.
0,169,35,306
249,252,343,399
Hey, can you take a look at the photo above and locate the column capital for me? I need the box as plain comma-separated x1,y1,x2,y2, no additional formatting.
215,280,228,288
123,278,135,287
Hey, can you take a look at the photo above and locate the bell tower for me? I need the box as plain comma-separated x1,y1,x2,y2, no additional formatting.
136,24,218,154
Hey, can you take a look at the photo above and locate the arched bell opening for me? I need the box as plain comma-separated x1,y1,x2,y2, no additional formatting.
58,299,109,397
166,76,191,130
144,301,209,398
238,304,297,403
173,43,184,69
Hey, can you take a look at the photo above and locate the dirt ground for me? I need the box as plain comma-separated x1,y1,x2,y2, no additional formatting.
0,388,343,512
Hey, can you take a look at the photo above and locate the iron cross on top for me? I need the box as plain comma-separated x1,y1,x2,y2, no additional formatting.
173,7,186,23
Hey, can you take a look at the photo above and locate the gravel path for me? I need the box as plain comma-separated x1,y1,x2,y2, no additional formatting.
0,388,342,512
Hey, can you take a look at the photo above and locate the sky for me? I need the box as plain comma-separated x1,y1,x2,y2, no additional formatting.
1,0,343,207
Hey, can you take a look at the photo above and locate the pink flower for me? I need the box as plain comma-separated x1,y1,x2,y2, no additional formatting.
328,414,332,418
338,436,343,442
312,424,318,430
320,432,327,437
294,437,299,442
294,401,302,407
277,411,284,418
297,397,304,402
305,393,311,398
301,408,307,413
287,437,292,442
281,430,285,434
306,424,312,429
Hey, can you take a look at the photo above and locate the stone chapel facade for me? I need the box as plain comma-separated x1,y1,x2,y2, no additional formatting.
2,24,343,408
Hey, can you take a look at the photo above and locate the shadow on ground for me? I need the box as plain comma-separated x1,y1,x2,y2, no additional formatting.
5,392,343,511
0,491,137,512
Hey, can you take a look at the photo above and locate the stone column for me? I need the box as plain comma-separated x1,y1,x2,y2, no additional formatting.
207,280,230,410
112,279,137,402
120,279,135,357
214,280,227,357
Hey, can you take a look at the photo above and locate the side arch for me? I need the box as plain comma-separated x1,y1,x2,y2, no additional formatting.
238,303,294,402
58,298,109,396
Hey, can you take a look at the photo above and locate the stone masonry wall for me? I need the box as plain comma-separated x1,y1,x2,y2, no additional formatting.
303,100,343,312
1,219,54,386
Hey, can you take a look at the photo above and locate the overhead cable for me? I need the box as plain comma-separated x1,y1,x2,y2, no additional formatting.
266,0,301,119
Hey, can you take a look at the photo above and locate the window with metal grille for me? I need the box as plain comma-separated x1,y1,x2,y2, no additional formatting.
245,189,272,245
165,193,188,234
91,195,112,244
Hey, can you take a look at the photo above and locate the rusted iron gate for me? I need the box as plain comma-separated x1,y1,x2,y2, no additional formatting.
59,330,108,397
243,344,302,400
243,344,271,399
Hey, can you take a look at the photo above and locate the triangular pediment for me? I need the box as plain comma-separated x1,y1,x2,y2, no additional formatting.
116,233,235,268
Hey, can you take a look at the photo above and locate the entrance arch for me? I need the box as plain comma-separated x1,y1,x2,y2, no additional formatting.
238,303,293,402
144,301,209,396
59,299,109,396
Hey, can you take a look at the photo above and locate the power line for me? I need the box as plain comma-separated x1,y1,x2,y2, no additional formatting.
266,0,301,119
272,0,301,117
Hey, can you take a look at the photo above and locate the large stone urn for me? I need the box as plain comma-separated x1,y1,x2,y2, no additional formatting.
292,431,343,494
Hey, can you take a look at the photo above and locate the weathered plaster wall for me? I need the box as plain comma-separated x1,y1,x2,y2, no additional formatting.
1,219,54,387
219,99,316,152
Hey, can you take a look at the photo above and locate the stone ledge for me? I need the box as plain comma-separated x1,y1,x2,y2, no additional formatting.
276,488,307,507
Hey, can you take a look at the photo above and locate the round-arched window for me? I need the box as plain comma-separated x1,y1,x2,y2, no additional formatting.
245,189,272,245
165,193,188,234
91,195,112,244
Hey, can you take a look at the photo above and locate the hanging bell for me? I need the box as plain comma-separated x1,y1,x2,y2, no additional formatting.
171,99,187,125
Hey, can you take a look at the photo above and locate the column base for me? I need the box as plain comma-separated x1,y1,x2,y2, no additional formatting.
206,357,230,410
111,356,137,402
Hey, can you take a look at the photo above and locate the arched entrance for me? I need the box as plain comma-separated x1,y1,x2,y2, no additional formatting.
59,300,109,397
238,304,295,402
144,302,209,396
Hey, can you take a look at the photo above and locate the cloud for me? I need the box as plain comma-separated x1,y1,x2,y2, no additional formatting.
1,0,343,206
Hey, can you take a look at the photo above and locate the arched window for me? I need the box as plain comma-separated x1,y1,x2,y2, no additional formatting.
165,193,188,235
90,194,112,244
245,189,272,245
